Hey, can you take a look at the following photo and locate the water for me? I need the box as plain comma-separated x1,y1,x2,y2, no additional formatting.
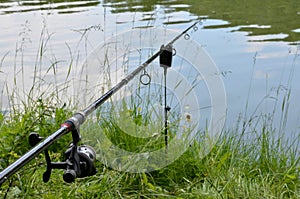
0,0,299,141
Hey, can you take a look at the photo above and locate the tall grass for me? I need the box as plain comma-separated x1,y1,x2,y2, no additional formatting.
0,24,299,199
1,84,299,198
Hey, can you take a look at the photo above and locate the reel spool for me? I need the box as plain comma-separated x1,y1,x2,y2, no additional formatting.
63,144,97,183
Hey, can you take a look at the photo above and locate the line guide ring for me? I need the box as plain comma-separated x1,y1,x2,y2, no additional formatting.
140,70,151,85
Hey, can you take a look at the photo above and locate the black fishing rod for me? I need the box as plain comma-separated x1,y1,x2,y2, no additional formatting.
0,21,199,186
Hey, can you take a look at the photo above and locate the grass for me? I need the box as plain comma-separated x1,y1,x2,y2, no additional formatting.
0,77,299,198
0,24,299,198
0,106,299,198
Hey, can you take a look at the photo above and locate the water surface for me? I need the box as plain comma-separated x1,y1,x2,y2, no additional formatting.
0,0,299,141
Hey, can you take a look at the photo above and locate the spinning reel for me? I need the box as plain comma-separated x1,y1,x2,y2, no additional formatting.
29,125,97,183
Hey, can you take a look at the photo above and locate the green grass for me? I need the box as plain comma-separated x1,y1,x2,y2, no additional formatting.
0,96,299,198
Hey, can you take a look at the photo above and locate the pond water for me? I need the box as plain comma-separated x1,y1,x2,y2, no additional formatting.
0,0,299,142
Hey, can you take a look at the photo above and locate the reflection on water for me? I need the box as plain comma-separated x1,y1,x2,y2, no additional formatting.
103,0,300,43
0,0,100,14
1,0,299,42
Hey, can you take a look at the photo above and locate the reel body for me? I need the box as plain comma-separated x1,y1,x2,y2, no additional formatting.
29,132,97,183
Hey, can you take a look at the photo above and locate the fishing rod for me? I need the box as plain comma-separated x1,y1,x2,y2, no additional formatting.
0,21,200,186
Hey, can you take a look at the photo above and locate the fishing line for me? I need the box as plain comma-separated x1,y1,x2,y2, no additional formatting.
84,24,226,173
